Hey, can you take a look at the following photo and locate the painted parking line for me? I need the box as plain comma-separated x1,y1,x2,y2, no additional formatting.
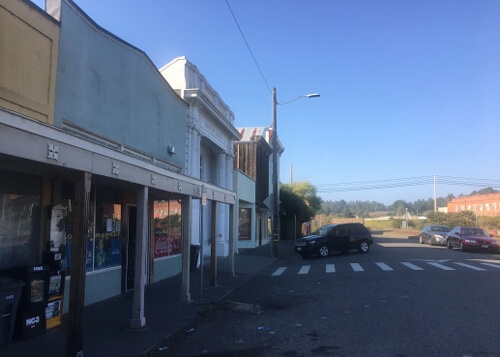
298,265,311,275
325,264,336,273
401,262,424,271
453,262,487,271
481,262,500,269
350,263,364,272
427,262,455,271
271,267,287,276
375,262,393,271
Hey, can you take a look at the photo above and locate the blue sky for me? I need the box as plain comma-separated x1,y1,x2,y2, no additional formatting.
33,0,500,205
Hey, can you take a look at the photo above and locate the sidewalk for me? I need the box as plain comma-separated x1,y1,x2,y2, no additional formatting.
1,240,296,357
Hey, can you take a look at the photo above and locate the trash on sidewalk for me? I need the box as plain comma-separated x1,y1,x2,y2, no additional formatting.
223,301,263,314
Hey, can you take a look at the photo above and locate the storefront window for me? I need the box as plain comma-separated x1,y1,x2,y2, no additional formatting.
238,208,251,241
66,186,121,273
153,200,182,258
0,171,41,270
92,200,121,270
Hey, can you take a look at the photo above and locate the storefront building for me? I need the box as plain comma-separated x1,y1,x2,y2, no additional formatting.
234,127,281,248
160,57,241,257
1,0,237,342
233,169,257,251
0,0,60,270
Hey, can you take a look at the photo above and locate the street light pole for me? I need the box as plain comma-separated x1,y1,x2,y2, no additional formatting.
272,87,279,257
271,87,319,257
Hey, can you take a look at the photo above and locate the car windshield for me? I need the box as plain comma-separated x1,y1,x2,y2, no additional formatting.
313,226,333,236
461,228,488,236
431,226,450,232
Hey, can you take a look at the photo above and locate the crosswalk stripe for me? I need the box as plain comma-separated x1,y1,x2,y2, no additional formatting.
481,263,500,269
453,262,487,271
350,263,364,272
326,264,336,273
270,261,500,276
271,267,287,276
375,262,393,271
298,265,310,275
401,262,424,271
427,262,455,271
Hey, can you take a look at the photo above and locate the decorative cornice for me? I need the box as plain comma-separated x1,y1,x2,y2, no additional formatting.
187,117,201,135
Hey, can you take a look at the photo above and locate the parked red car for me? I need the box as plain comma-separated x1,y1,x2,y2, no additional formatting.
446,226,499,253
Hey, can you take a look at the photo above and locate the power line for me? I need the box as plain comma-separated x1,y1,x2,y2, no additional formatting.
315,175,500,193
224,0,271,92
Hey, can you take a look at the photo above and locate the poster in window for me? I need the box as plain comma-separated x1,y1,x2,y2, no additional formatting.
154,234,181,258
49,205,67,252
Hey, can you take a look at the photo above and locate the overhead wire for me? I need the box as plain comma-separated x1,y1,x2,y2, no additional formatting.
224,0,271,93
314,175,500,193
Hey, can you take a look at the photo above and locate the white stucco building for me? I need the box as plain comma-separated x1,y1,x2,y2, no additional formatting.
160,57,241,256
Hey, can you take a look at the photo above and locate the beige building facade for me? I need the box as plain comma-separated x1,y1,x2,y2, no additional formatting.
0,0,59,124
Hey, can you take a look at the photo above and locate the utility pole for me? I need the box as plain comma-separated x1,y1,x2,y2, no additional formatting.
434,174,437,212
272,87,279,257
270,87,319,257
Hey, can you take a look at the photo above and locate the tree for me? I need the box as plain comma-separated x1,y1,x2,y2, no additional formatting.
471,187,498,195
447,211,477,227
279,187,310,222
341,207,354,218
279,182,323,240
282,181,322,220
392,200,408,217
425,211,448,225
289,181,322,212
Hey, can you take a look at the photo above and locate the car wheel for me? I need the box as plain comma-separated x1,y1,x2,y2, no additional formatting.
358,240,370,254
419,235,424,244
318,245,329,258
429,237,434,246
447,240,452,249
459,242,466,252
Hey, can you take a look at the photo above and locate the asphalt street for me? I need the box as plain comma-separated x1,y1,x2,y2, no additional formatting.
164,237,500,357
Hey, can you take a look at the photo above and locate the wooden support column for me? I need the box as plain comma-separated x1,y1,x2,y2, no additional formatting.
210,200,218,286
66,172,91,357
130,186,148,329
228,203,235,277
180,196,192,302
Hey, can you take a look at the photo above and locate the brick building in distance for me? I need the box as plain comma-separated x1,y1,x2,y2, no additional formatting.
447,193,500,217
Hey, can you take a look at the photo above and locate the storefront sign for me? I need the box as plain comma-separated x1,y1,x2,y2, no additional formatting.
154,234,181,258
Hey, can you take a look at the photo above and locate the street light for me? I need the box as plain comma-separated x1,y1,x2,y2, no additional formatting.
271,87,320,257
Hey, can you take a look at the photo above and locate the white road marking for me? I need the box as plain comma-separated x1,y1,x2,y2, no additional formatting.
375,262,393,271
427,262,455,270
350,263,364,272
271,267,287,276
325,264,336,273
480,262,500,269
453,262,487,271
410,259,451,263
401,262,424,271
298,265,310,275
271,260,499,276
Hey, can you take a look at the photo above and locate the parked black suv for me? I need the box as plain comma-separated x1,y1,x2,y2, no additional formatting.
295,223,373,258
